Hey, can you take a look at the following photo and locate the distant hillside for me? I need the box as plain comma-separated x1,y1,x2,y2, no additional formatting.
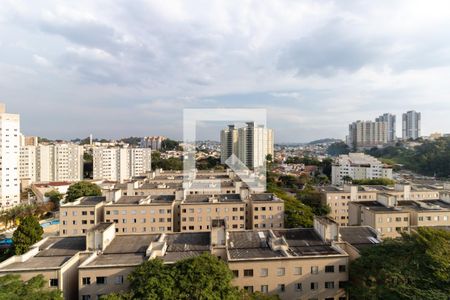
308,138,342,145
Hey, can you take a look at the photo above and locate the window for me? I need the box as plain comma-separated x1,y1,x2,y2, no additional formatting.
310,282,318,290
261,285,268,293
311,266,319,274
81,296,91,300
295,283,302,291
277,267,285,276
244,286,254,293
277,284,285,292
96,277,106,284
260,268,268,277
49,278,58,287
82,277,91,285
115,275,124,284
325,281,335,289
325,265,335,273
232,270,239,277
293,267,302,275
82,211,87,215
244,269,253,277
339,265,346,273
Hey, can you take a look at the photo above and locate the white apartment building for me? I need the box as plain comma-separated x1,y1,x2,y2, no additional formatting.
0,103,20,208
376,113,396,142
19,145,36,188
331,153,393,185
402,110,421,140
221,122,274,169
140,136,166,150
35,144,84,182
93,147,152,182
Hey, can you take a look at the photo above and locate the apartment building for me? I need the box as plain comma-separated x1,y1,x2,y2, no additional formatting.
347,120,388,149
0,103,20,208
249,193,284,230
331,153,393,185
0,236,87,300
92,147,151,182
60,197,105,236
19,144,36,189
319,183,443,226
179,194,246,232
349,194,450,238
375,113,396,142
221,122,274,169
140,136,166,150
402,110,421,140
103,194,175,234
36,143,84,182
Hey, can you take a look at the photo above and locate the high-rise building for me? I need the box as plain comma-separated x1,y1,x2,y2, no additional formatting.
347,120,388,150
402,110,421,140
0,103,20,208
220,125,238,164
35,144,84,182
140,136,167,150
93,147,152,182
19,134,38,146
221,122,274,169
376,113,396,142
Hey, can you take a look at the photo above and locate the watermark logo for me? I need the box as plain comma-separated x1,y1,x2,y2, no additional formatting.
183,108,268,193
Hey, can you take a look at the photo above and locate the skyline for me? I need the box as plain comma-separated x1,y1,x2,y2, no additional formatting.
2,1,450,142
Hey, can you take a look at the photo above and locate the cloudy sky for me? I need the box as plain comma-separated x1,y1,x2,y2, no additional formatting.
1,0,450,142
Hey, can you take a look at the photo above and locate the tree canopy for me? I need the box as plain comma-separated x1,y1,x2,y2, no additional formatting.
151,152,183,170
65,181,102,202
12,216,43,255
347,227,450,300
327,142,350,156
0,274,63,300
44,190,63,208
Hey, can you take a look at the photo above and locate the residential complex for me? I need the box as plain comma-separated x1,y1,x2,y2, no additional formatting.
0,103,20,208
319,183,446,226
0,215,371,300
402,110,421,140
347,120,388,149
348,192,450,238
375,113,396,142
60,170,284,236
220,122,274,169
92,147,151,182
331,153,393,185
140,136,166,150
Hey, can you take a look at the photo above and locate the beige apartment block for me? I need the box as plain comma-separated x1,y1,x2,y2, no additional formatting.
180,194,246,232
0,236,87,300
349,194,450,238
60,197,105,236
103,195,175,234
249,193,284,230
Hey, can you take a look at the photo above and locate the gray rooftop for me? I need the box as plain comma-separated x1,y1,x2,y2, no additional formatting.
37,236,86,257
339,226,380,251
103,234,160,254
250,193,281,202
78,196,105,206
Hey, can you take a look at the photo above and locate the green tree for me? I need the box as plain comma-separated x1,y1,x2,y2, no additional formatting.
297,185,330,216
327,142,350,156
347,227,450,299
351,178,395,186
65,181,101,202
0,274,63,300
161,139,181,152
44,190,63,208
12,216,43,255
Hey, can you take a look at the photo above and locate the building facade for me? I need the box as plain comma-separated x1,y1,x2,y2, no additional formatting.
0,103,20,208
140,136,166,150
402,110,421,140
347,120,388,150
93,147,151,182
375,113,396,142
35,144,84,182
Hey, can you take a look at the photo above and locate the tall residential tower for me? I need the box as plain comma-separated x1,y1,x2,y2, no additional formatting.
402,110,421,140
0,103,20,208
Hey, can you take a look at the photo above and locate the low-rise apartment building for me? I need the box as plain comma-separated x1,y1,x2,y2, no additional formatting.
249,193,284,229
331,153,392,185
349,193,450,238
60,197,105,236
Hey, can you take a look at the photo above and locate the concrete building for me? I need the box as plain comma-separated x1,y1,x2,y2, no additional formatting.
140,136,166,150
348,194,450,238
60,196,106,236
35,144,84,183
0,103,20,208
20,134,38,146
402,110,421,140
93,147,151,182
319,183,444,226
221,122,274,169
19,145,36,190
331,153,393,185
375,113,396,142
347,120,388,150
